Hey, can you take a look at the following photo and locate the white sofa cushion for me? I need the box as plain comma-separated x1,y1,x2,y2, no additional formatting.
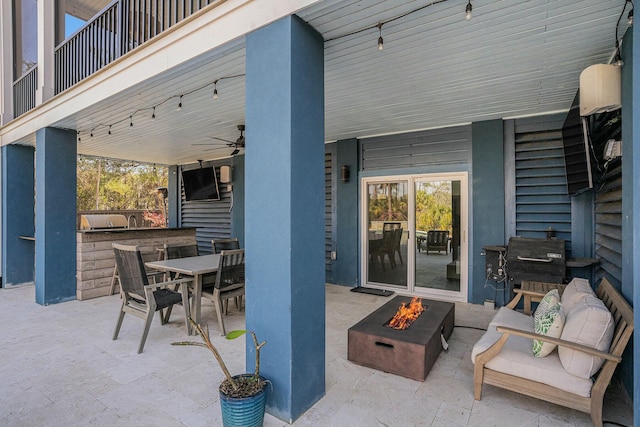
558,294,615,379
472,307,593,397
533,302,565,357
561,278,595,313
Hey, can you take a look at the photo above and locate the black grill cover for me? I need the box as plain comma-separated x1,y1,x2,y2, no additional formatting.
506,237,565,286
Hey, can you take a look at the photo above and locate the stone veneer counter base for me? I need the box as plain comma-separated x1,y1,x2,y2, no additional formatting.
76,227,196,300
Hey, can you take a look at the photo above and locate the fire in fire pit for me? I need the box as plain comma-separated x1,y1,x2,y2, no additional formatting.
386,296,425,330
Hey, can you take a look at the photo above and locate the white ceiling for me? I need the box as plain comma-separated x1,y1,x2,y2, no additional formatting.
51,0,630,165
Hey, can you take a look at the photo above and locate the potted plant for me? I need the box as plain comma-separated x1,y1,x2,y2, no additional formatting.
172,320,268,427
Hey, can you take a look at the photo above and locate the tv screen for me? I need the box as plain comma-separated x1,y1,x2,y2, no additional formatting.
561,91,593,196
181,166,220,201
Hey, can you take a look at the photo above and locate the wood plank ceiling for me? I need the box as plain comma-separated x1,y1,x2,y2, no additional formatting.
50,0,630,165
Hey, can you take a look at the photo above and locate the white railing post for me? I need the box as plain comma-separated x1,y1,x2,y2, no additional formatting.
0,0,14,125
36,0,55,104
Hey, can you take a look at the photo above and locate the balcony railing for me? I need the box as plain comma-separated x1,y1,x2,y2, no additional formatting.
13,0,218,116
13,66,37,118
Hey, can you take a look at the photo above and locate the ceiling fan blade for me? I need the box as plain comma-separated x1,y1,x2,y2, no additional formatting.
207,136,235,144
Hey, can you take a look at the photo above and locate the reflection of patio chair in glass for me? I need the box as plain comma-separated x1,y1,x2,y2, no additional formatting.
426,230,449,254
383,222,401,231
392,228,403,265
371,229,397,271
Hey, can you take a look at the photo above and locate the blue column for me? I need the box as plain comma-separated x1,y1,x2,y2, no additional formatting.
168,165,179,228
230,154,245,246
245,15,325,423
620,26,638,425
471,120,506,305
336,138,359,286
1,145,35,286
34,127,77,305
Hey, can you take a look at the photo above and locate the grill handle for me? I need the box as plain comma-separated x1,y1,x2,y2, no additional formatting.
516,256,553,263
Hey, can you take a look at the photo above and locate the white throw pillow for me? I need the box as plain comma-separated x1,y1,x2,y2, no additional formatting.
533,302,565,357
558,294,614,378
561,278,594,313
533,289,560,323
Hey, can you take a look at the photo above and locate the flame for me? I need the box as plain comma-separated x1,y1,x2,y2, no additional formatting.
387,297,425,330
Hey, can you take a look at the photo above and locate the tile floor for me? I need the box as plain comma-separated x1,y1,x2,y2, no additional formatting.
0,284,633,426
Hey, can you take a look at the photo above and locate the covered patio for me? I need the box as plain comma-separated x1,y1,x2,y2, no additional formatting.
0,283,633,426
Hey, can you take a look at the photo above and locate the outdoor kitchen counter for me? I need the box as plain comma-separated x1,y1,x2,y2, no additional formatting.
76,227,197,300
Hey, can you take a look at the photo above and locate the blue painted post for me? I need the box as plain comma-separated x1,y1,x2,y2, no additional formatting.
336,138,359,286
230,154,244,246
167,165,179,228
34,127,77,305
471,120,505,305
620,26,638,425
245,15,325,423
1,145,35,286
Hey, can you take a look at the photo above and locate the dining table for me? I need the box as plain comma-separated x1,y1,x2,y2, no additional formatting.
145,253,220,334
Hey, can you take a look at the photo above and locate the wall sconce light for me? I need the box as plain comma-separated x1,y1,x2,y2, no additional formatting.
340,165,350,183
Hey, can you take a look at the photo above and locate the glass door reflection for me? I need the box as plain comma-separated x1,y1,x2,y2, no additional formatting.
366,181,408,288
414,179,461,292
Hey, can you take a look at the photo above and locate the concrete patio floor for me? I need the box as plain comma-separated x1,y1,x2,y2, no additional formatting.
0,283,633,426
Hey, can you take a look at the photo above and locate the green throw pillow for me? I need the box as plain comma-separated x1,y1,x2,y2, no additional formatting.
533,289,560,323
533,302,565,357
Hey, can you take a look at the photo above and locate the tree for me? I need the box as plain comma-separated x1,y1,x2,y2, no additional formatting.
77,156,168,211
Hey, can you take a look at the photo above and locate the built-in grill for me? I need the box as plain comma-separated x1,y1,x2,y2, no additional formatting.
348,296,454,381
80,214,129,230
506,237,566,286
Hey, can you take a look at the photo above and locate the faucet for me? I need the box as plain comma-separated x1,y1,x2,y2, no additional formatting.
127,214,138,229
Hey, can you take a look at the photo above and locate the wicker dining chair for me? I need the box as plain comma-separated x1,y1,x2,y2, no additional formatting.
201,249,245,335
211,238,240,254
112,243,192,353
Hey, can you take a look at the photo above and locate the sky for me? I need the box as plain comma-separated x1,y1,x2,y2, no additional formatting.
65,14,86,39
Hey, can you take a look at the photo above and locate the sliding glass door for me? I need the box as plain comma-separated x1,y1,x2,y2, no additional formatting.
362,173,468,301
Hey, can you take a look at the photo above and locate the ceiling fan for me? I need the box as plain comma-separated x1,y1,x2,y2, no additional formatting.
193,124,245,155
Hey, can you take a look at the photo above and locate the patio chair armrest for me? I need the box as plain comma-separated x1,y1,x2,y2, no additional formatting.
144,277,193,291
495,326,621,363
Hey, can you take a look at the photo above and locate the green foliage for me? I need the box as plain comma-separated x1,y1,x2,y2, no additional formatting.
415,181,452,232
77,157,168,211
368,183,408,221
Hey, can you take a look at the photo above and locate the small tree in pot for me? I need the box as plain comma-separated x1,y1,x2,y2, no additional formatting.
172,319,268,427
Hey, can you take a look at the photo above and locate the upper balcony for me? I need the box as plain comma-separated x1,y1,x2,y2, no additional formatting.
12,0,221,118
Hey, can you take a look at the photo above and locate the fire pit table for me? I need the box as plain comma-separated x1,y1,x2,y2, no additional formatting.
348,296,454,381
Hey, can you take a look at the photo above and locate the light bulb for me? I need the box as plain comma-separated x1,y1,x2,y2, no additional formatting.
628,8,634,25
129,116,133,127
177,96,183,111
465,1,472,20
378,36,384,51
108,126,112,135
152,107,156,120
213,88,218,99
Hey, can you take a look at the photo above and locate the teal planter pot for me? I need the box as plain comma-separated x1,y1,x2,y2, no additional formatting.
219,375,267,427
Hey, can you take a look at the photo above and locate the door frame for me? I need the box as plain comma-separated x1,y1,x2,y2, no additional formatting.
360,172,469,302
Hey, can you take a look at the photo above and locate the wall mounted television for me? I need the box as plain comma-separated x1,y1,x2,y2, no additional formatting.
181,166,220,201
561,91,594,196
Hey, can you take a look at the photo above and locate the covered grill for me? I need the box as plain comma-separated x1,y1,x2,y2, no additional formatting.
80,214,128,230
506,237,566,286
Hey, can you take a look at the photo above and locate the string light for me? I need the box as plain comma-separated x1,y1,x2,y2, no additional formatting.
629,7,634,25
325,1,448,49
465,0,472,21
613,0,634,67
90,131,94,137
213,80,219,99
77,74,244,137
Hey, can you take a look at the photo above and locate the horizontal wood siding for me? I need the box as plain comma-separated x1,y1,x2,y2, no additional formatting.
360,126,471,170
180,160,231,254
514,115,572,255
325,149,334,282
